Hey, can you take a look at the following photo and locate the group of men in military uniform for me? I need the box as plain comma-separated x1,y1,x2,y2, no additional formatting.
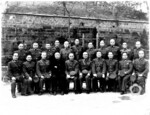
7,38,148,98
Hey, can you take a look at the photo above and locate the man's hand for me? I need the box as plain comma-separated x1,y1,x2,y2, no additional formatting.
79,73,82,77
12,77,16,81
102,74,105,78
41,75,44,79
29,77,32,81
67,74,70,78
93,74,97,77
107,73,109,77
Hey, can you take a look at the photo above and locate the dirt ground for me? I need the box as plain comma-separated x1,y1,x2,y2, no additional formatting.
0,79,150,115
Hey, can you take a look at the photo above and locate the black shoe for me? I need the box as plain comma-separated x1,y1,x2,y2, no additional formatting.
121,91,125,95
86,91,90,94
21,93,28,96
38,92,42,96
53,92,57,95
60,92,64,95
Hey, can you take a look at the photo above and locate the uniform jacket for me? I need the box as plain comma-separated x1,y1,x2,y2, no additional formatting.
72,45,83,60
36,59,51,77
7,60,23,78
92,58,106,74
79,58,91,73
132,47,144,60
133,58,149,77
23,61,36,78
118,59,133,75
106,59,118,73
106,45,120,60
60,47,72,60
29,48,41,61
97,46,107,59
86,48,96,61
44,48,54,60
14,49,27,62
120,48,132,60
65,60,79,75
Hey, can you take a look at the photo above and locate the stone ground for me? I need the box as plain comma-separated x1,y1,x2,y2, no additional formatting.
0,80,150,115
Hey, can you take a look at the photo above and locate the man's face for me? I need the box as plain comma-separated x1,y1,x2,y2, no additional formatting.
13,53,18,60
69,53,74,60
64,41,69,48
41,52,47,59
122,53,128,60
55,40,60,47
88,43,93,49
26,55,32,61
96,52,102,58
83,52,88,59
122,43,127,49
108,52,113,59
110,39,115,46
135,41,141,49
75,39,79,45
139,50,144,58
54,52,61,59
45,44,51,49
100,40,105,47
18,44,24,50
33,43,38,49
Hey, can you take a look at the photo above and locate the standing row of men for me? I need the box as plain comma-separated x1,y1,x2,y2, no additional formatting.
7,38,148,98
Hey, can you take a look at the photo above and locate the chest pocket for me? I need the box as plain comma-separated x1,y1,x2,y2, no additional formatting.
68,62,76,70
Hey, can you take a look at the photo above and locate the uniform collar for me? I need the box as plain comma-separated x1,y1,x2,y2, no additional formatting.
12,60,18,62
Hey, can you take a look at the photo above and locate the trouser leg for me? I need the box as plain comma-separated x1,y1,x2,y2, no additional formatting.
79,76,83,92
27,80,33,94
39,78,44,93
91,77,98,92
100,78,106,92
121,75,130,92
52,77,57,93
11,81,16,98
21,79,28,95
85,76,91,92
45,78,51,92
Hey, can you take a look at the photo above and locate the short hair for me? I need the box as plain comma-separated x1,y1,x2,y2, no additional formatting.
13,52,18,56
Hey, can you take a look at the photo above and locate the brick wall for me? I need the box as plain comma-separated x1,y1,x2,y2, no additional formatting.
1,13,149,66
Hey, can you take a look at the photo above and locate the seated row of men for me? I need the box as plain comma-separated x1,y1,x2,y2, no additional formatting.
8,46,148,98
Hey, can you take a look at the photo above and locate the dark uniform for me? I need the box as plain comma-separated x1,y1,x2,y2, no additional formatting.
106,59,118,92
72,45,83,60
7,60,23,97
14,49,27,63
118,59,133,93
132,58,149,94
22,61,36,95
120,48,132,60
86,48,96,61
106,46,120,60
29,48,41,62
65,59,79,93
132,47,144,60
51,58,67,94
79,58,91,93
97,46,108,59
92,58,106,92
44,48,54,61
60,47,72,61
36,59,51,94
52,46,61,53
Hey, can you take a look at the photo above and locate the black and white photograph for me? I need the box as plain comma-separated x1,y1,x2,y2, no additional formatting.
0,0,150,115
